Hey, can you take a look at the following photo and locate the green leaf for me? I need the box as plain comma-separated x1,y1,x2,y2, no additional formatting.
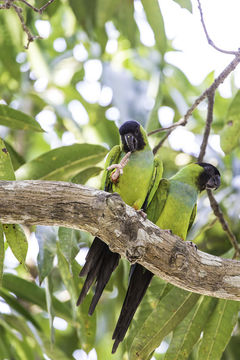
57,245,78,302
0,326,12,359
3,224,28,265
69,0,96,36
71,166,103,184
36,226,57,284
141,0,167,54
130,288,200,360
15,143,108,181
71,259,97,351
146,78,163,134
164,296,217,360
4,141,25,171
220,90,240,154
2,273,72,321
0,287,41,330
114,0,138,47
172,0,192,12
58,227,79,264
0,105,43,132
197,299,240,360
0,138,15,180
0,224,4,286
45,276,55,344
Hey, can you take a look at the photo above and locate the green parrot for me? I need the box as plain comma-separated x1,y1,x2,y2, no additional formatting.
77,120,163,315
112,162,221,353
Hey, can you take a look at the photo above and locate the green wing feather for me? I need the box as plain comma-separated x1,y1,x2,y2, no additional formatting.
142,154,163,211
100,145,121,191
188,203,197,233
146,178,169,224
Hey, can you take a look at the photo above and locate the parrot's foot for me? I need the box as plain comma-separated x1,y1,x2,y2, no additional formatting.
186,241,198,251
107,151,131,183
164,229,173,235
136,209,147,219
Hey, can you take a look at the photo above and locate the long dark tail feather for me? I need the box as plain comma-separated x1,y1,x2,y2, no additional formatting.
88,251,120,315
77,237,120,315
112,264,153,354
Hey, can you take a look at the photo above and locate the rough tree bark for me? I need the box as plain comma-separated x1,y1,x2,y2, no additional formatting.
0,180,240,301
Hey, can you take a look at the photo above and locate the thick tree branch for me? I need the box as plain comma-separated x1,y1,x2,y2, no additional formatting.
0,180,240,301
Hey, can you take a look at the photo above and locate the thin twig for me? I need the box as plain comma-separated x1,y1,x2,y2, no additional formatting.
197,0,239,56
148,54,240,137
153,129,173,155
207,190,240,259
198,91,215,162
0,0,55,48
12,3,42,49
18,0,55,14
148,118,185,136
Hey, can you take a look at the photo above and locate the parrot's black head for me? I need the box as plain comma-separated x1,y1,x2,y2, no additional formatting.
197,162,221,191
119,120,146,153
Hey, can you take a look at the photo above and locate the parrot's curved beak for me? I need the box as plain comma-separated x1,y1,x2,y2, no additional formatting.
124,133,138,152
206,174,221,190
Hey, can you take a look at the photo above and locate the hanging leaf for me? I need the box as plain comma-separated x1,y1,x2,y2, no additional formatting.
0,138,15,180
172,0,192,12
71,259,97,352
45,276,55,344
164,296,217,360
4,141,25,171
58,227,79,264
220,90,240,153
15,143,108,181
57,245,78,303
141,0,167,55
0,224,4,286
3,224,28,265
146,78,163,134
197,299,240,360
0,105,43,132
36,226,57,284
0,288,41,330
130,288,200,359
2,273,72,321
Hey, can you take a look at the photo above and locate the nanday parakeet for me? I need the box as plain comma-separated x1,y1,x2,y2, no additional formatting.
77,120,163,315
112,162,221,353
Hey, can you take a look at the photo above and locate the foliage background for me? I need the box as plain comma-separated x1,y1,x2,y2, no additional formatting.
0,0,240,359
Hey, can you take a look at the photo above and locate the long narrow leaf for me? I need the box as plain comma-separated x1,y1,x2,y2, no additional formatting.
164,296,217,360
0,105,43,132
3,224,28,265
0,224,4,285
0,288,41,330
197,299,240,360
0,138,15,180
2,273,72,321
141,0,167,55
45,276,55,344
130,288,200,360
36,226,57,284
15,143,108,181
58,227,79,264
